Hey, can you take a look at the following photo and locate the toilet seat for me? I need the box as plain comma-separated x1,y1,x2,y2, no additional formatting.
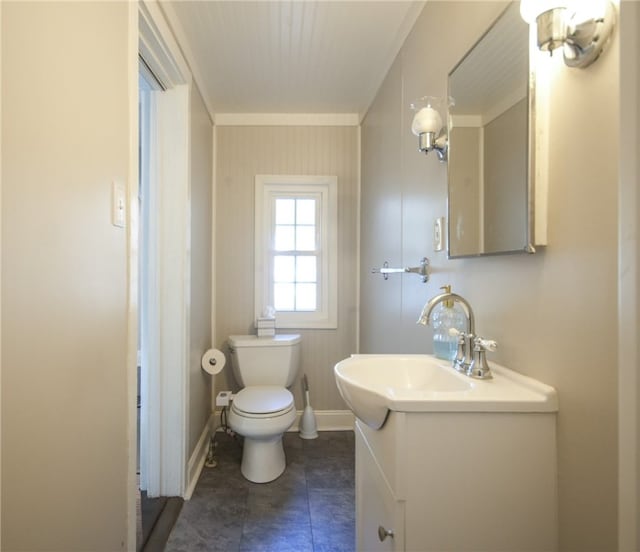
231,386,294,418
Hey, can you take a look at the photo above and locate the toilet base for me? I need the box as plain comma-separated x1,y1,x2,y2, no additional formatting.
241,434,286,483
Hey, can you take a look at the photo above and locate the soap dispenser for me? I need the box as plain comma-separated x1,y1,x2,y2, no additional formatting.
431,285,466,361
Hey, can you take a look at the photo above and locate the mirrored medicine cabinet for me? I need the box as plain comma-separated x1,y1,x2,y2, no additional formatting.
447,1,545,258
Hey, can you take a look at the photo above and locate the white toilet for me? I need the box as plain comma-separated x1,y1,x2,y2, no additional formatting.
227,334,301,483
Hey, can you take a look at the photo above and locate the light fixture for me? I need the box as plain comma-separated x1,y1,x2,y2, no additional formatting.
410,96,450,162
519,0,615,69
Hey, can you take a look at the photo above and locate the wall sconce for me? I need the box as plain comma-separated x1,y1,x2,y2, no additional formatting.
519,0,615,69
410,96,450,162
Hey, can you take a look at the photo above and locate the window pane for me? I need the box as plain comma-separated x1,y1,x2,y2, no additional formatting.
296,226,315,251
274,283,295,311
257,177,336,325
296,283,317,311
274,225,294,251
296,256,317,282
296,199,316,225
274,255,295,282
275,199,295,224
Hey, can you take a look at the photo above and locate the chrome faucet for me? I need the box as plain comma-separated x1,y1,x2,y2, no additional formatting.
417,291,475,335
417,291,494,379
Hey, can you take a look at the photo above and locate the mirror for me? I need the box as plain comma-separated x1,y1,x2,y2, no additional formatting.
447,2,536,258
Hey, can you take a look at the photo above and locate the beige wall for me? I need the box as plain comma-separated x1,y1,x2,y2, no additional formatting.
1,2,132,549
188,84,213,453
361,1,619,550
215,125,358,410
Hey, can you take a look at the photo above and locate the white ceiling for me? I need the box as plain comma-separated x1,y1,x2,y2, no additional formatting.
160,1,425,119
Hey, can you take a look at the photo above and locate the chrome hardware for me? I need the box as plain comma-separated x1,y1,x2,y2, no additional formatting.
418,291,475,336
452,330,470,373
467,337,497,380
372,257,430,283
418,290,499,379
417,130,448,161
418,292,476,374
378,525,394,542
418,291,501,378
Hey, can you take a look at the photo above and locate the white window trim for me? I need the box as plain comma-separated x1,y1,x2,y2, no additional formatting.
255,175,338,329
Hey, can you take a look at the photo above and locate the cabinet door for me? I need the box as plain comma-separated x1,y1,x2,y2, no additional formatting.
356,428,403,551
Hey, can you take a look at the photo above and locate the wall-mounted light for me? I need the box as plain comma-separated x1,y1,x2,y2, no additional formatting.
519,0,615,69
410,96,451,162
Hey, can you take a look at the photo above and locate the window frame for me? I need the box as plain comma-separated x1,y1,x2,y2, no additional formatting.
255,175,338,329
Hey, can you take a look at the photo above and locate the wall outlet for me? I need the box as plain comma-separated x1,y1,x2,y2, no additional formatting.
216,391,232,407
434,217,445,252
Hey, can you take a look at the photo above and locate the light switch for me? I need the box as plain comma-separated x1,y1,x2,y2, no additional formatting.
434,217,444,252
112,181,126,228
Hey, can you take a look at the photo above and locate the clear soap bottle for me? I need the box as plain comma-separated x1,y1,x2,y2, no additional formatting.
431,285,466,361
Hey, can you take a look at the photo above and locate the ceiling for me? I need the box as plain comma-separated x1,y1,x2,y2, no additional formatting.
160,1,425,120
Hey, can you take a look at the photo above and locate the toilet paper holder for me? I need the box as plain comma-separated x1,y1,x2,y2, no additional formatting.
201,348,226,375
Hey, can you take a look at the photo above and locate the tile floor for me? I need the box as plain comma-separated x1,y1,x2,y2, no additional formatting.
166,430,355,552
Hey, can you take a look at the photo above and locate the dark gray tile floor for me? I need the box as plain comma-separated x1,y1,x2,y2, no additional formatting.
166,431,355,552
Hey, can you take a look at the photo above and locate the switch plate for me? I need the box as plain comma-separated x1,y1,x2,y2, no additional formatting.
434,217,444,252
112,182,126,228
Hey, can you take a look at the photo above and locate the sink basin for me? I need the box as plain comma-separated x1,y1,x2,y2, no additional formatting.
334,354,558,429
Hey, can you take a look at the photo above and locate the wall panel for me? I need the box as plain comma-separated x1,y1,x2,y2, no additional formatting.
361,1,619,549
189,83,213,453
215,125,358,410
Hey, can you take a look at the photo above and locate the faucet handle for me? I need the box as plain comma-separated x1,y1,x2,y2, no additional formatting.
467,336,495,380
476,337,497,352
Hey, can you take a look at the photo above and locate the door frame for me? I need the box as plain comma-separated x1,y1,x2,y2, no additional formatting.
133,0,192,502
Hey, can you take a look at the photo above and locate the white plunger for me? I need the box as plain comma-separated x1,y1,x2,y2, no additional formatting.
299,374,318,439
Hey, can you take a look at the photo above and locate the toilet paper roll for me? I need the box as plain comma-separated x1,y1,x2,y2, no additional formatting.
201,348,225,375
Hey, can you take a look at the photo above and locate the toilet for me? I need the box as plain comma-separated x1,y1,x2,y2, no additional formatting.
227,334,301,483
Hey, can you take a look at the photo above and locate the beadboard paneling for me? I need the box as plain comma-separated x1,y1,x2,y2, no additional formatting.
215,125,358,410
189,83,213,454
163,1,424,117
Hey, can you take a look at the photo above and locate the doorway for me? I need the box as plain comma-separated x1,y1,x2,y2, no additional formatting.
137,60,167,549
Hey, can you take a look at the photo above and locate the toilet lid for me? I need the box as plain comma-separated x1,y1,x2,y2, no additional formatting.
233,386,294,415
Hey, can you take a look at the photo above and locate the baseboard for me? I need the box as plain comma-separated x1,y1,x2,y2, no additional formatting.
184,413,215,500
212,408,355,432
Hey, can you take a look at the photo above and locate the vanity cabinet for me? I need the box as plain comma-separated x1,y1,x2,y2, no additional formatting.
355,410,558,552
356,430,403,551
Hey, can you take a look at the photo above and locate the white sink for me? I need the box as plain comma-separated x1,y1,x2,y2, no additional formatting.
334,354,558,429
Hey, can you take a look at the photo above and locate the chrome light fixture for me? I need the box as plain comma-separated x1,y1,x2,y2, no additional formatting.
410,96,451,162
519,0,615,68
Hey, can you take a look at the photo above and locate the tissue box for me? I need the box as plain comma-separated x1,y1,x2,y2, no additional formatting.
256,317,276,329
257,327,276,337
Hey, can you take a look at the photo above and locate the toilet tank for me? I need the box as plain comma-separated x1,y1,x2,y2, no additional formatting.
228,334,301,387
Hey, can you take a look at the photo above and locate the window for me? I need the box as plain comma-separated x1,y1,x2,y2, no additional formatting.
255,175,338,329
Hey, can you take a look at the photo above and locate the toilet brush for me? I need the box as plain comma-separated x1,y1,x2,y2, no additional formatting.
299,374,318,439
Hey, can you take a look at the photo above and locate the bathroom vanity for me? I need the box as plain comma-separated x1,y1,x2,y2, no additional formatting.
334,354,558,551
356,411,557,551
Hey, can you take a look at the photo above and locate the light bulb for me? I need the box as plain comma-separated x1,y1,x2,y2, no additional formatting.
411,106,443,137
